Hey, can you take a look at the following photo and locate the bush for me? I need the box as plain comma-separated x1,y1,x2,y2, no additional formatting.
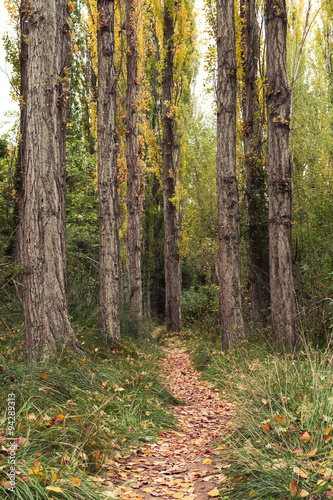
181,285,220,335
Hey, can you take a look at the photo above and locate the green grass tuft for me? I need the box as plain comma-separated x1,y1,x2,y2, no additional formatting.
196,336,333,499
0,266,178,499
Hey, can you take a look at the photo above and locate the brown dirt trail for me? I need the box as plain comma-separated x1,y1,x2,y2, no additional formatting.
102,347,232,500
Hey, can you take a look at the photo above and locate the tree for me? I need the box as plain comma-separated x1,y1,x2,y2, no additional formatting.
97,0,120,343
216,0,245,348
126,0,143,322
14,0,29,263
162,0,182,332
21,0,81,361
240,0,269,322
266,0,296,347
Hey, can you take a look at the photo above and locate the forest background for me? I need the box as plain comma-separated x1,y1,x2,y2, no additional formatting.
2,0,333,344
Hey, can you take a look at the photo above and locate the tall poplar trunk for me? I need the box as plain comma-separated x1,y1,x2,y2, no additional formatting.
266,0,296,347
216,0,245,348
162,1,182,333
97,0,120,343
22,0,80,361
126,0,142,322
240,0,269,322
14,0,29,263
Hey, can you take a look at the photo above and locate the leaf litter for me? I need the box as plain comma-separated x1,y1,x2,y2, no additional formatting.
101,347,233,500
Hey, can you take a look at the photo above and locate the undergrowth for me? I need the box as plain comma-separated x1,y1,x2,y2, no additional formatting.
0,265,178,499
192,333,333,500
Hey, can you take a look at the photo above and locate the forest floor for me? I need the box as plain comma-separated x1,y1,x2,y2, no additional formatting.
101,346,233,500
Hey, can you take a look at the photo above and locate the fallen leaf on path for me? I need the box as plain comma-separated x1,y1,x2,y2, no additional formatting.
208,488,220,497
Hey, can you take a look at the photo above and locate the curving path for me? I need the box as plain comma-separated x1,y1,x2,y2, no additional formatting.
103,347,233,500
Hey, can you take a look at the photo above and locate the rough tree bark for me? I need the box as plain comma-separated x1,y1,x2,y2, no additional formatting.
216,0,245,348
266,0,296,347
22,0,81,361
162,0,182,332
240,0,269,322
14,0,29,263
97,0,120,343
126,0,143,322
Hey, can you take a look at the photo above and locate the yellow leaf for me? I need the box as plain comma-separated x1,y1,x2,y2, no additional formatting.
325,427,331,435
0,478,12,489
216,445,225,450
71,477,82,487
202,459,212,465
50,467,57,482
317,480,327,486
173,492,184,499
208,488,220,497
143,488,152,493
46,486,64,493
300,489,309,497
261,399,267,404
307,448,318,457
144,450,151,456
249,491,256,497
293,467,308,479
102,381,108,388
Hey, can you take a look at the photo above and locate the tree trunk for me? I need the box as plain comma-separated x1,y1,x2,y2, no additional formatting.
97,0,120,344
240,0,269,322
21,0,81,361
162,1,182,333
216,0,245,348
14,0,29,263
126,0,143,322
266,0,296,348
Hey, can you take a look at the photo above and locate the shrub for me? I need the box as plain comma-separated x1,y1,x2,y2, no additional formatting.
181,285,220,335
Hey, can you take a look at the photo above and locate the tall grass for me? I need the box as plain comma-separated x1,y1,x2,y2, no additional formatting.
0,265,178,498
193,336,333,499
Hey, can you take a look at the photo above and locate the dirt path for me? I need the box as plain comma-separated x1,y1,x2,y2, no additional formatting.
102,347,233,500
